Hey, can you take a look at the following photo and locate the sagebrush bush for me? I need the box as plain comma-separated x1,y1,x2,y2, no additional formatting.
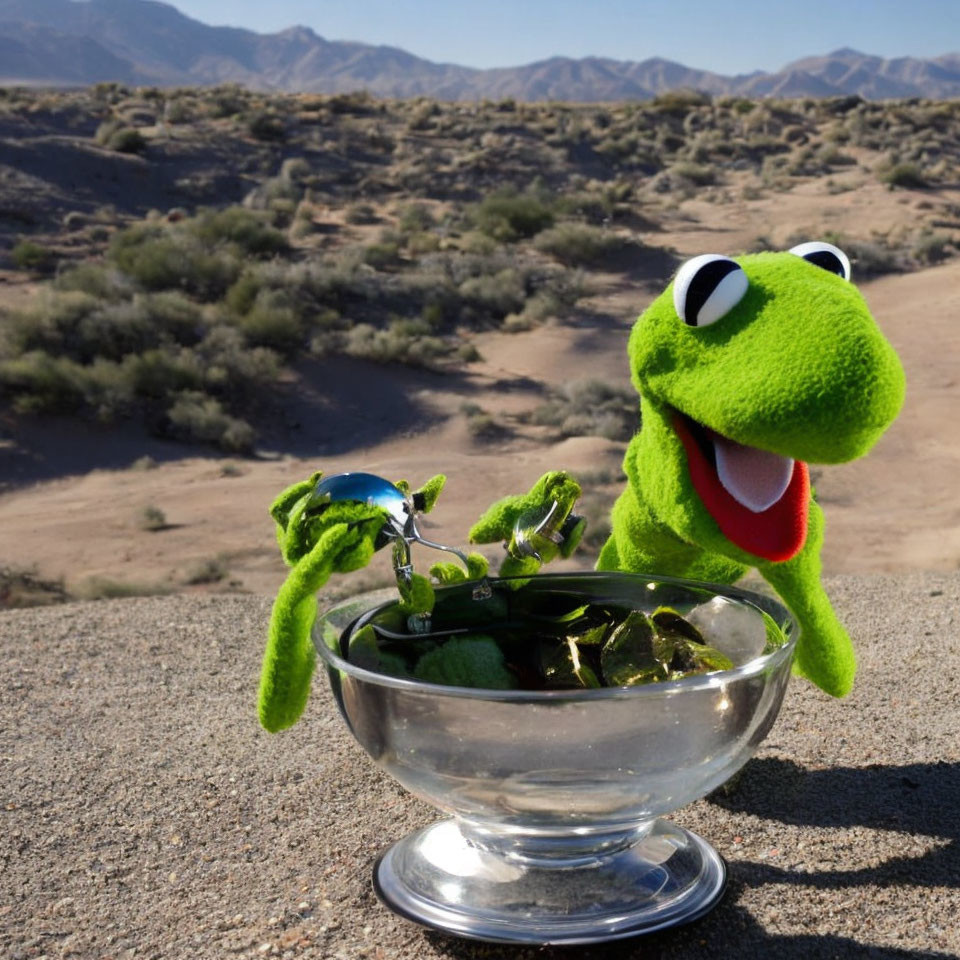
165,390,255,452
531,379,638,441
136,504,167,531
11,240,53,273
879,162,927,189
533,224,624,266
108,128,147,154
246,111,285,141
108,224,241,299
912,232,952,265
186,207,289,258
343,321,452,367
467,188,555,242
237,292,304,355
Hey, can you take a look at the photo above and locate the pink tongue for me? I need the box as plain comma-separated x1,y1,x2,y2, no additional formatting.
709,430,795,513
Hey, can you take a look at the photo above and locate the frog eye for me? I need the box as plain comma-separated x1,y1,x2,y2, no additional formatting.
789,241,851,281
672,254,749,327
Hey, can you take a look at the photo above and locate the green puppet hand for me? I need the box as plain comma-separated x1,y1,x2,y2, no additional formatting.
259,472,450,731
469,471,584,579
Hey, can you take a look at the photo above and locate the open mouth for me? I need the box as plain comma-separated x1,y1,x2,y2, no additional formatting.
671,410,809,562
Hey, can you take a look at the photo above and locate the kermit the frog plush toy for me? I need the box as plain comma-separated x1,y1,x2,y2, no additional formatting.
259,241,904,730
473,241,905,698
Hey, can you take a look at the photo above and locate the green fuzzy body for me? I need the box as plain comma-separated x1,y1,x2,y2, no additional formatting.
596,251,905,696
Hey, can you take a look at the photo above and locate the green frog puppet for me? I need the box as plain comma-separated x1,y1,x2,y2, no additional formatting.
258,241,905,730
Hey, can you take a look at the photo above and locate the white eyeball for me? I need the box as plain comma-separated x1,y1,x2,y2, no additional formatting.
789,241,851,281
672,254,749,327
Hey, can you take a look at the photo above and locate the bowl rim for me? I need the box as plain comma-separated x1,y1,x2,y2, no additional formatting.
313,570,797,702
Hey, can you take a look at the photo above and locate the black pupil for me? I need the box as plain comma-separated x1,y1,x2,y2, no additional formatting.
803,250,845,277
685,259,739,325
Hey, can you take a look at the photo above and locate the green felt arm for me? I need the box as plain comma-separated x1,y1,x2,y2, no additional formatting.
259,518,382,732
260,471,449,730
259,486,389,731
756,501,855,698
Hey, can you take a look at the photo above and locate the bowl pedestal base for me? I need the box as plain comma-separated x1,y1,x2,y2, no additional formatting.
373,817,726,945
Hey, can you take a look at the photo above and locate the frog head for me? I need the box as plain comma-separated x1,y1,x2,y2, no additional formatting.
628,242,906,564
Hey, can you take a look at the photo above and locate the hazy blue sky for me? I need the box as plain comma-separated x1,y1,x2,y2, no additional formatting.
169,0,960,73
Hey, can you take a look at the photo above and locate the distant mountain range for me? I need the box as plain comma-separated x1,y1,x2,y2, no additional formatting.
2,0,960,100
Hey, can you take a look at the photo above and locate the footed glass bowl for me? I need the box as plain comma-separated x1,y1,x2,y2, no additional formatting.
313,572,796,945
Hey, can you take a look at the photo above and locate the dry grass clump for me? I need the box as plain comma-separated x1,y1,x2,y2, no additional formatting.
533,224,627,266
11,240,54,274
460,402,509,441
530,379,639,441
72,575,173,601
181,554,229,585
135,504,168,531
0,565,68,609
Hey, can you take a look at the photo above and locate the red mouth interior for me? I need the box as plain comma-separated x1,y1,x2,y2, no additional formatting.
673,413,809,562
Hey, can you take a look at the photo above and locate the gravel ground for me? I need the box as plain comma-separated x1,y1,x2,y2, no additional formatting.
2,573,959,959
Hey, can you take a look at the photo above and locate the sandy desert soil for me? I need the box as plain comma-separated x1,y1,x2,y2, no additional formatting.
1,167,958,602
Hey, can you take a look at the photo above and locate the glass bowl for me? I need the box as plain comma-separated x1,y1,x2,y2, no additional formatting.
313,571,796,945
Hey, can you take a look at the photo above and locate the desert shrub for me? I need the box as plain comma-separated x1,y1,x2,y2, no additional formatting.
554,191,615,224
130,455,158,470
94,119,120,145
406,231,440,255
912,232,952,265
879,162,927,189
9,288,206,363
467,188,555,242
182,555,228,584
461,402,507,440
165,390,255,452
107,127,147,154
186,207,288,258
343,320,452,367
279,157,311,182
0,565,68,609
0,351,86,413
845,240,903,276
11,240,53,273
164,98,193,124
650,89,711,117
194,326,280,397
246,111,286,141
457,268,527,318
344,203,379,224
533,224,624,266
108,224,241,299
122,348,203,401
362,234,403,269
237,292,304,355
531,379,638,441
54,263,130,299
396,202,436,233
817,144,856,167
136,504,167,531
508,269,588,327
670,162,717,186
72,576,172,600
